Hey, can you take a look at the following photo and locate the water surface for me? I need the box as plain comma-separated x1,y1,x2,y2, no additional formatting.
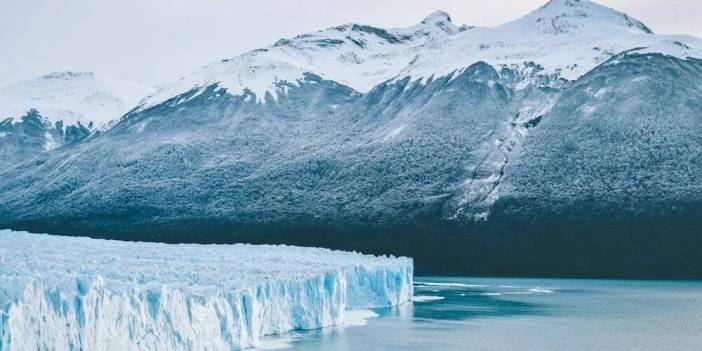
262,277,702,350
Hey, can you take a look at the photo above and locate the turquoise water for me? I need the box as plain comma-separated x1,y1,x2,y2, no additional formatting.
265,277,702,350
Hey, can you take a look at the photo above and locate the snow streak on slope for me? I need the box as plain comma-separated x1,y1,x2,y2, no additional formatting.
0,230,413,350
455,96,558,220
0,71,152,128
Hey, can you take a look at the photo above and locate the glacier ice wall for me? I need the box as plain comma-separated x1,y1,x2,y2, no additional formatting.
0,230,413,350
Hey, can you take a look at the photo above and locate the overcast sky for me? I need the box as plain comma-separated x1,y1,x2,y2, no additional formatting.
1,0,700,87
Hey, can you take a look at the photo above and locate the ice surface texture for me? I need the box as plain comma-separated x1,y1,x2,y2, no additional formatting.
0,230,413,350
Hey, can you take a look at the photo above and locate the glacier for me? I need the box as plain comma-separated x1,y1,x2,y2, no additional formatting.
0,229,413,350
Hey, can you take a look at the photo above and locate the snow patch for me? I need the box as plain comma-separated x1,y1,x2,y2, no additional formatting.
382,124,406,142
43,130,57,151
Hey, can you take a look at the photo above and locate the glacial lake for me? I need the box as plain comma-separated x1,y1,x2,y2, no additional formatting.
258,277,702,350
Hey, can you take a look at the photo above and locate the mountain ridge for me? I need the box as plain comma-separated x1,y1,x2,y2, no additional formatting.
137,0,700,111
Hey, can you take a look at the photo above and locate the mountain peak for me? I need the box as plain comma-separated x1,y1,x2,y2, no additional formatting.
40,71,96,81
422,10,452,25
506,0,653,35
543,0,589,8
418,10,463,35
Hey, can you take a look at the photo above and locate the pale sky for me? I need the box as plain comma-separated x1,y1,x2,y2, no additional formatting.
0,0,700,88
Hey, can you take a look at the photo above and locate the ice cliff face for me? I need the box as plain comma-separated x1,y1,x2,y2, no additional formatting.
0,229,413,350
1,0,702,276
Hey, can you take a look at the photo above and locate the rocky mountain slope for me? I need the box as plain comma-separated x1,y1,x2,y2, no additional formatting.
1,0,701,277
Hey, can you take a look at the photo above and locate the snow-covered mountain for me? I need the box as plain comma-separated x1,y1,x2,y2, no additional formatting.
140,0,700,108
0,71,150,128
398,0,700,82
140,10,467,107
1,0,701,277
0,72,151,168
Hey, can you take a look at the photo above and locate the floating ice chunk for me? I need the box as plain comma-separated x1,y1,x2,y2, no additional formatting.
412,295,445,302
342,309,379,326
414,281,487,288
529,287,555,294
0,230,413,350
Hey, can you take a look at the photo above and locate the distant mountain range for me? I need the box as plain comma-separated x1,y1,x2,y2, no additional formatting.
0,71,151,167
2,0,701,278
